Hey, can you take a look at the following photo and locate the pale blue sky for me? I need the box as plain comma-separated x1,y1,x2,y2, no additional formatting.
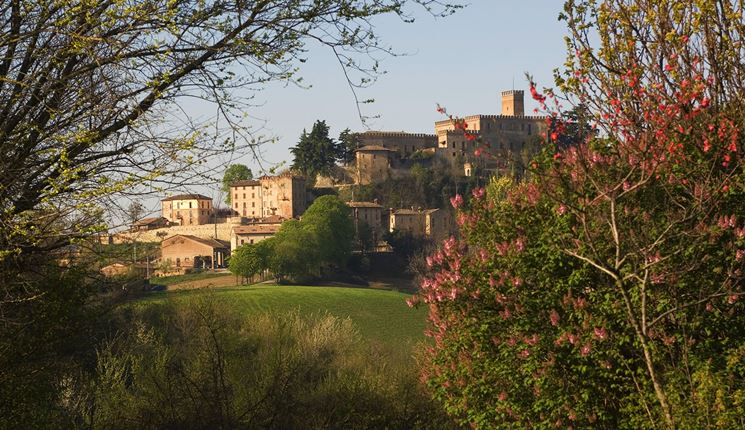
227,1,569,172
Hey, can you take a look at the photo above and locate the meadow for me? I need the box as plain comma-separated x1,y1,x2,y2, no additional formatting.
136,285,429,354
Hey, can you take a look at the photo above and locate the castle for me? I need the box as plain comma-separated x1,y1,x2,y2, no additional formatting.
350,89,547,184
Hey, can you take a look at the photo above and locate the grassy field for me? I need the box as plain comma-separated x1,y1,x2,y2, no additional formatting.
137,285,429,353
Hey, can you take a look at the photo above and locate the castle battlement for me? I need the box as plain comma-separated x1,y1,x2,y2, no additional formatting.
359,130,437,139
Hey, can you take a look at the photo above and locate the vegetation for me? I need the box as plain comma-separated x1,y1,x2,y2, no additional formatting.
150,271,231,287
222,164,254,205
415,1,745,428
338,128,361,166
291,120,339,180
0,0,463,425
63,294,455,429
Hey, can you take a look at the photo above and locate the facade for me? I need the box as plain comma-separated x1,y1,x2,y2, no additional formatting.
160,234,229,270
229,174,306,220
230,179,263,218
347,201,384,245
230,223,281,252
161,194,213,226
357,131,437,158
434,90,547,175
389,208,451,241
355,145,393,185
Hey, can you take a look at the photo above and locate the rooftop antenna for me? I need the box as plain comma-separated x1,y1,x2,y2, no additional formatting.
512,76,515,91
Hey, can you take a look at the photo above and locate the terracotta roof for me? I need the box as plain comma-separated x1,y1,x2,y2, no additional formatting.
161,193,212,202
230,179,260,187
233,224,281,235
355,145,393,152
165,234,229,249
392,209,424,215
256,215,286,224
347,201,382,208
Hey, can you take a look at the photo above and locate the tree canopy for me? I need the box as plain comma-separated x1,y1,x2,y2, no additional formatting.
291,120,338,180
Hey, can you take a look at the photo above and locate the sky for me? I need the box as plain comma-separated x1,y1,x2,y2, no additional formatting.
134,1,571,218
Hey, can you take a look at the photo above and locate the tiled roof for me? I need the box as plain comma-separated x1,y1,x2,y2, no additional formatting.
347,201,382,208
233,224,281,235
166,234,229,249
161,193,212,201
230,179,260,187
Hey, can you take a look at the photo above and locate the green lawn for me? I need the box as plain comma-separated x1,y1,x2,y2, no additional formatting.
137,285,429,352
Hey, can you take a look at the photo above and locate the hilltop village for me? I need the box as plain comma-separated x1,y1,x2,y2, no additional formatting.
108,89,548,274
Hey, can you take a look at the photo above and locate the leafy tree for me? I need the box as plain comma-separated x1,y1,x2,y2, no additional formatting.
291,120,338,179
0,0,462,424
300,195,354,268
222,164,253,205
338,128,361,166
416,1,745,428
228,242,266,283
269,220,321,282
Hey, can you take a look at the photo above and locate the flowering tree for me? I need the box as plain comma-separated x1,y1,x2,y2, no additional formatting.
416,1,745,428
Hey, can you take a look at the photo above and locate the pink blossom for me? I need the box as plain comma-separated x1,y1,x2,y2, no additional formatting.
519,349,530,359
728,294,739,304
512,277,523,287
556,204,567,215
736,250,745,261
549,310,560,326
471,187,485,199
478,248,489,262
498,391,507,401
450,194,463,209
567,333,578,345
580,343,592,356
406,295,420,308
593,327,607,340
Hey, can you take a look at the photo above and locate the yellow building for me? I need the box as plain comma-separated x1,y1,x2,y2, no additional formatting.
347,201,384,245
229,173,306,220
389,208,450,242
355,145,393,185
161,194,213,226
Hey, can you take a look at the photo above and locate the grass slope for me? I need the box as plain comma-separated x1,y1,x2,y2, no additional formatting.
138,285,428,352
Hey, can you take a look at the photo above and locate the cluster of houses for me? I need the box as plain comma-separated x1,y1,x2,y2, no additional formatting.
112,87,543,274
120,172,450,274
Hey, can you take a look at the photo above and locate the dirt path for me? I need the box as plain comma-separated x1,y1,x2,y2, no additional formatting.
166,274,241,291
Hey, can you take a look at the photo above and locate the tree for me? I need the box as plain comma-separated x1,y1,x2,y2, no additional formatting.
291,120,338,179
0,0,463,424
269,220,321,282
229,242,266,283
416,1,745,428
222,164,253,205
126,201,145,227
338,128,361,166
300,195,355,268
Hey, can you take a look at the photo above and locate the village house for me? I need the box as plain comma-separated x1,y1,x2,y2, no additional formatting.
160,234,229,271
161,194,214,226
389,207,450,242
346,201,384,245
229,173,306,219
230,224,281,252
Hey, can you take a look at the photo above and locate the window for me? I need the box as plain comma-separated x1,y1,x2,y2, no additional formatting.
528,124,532,135
241,239,245,245
252,193,255,198
176,258,180,267
243,193,246,198
250,239,254,244
235,203,238,209
452,142,455,148
235,193,238,200
189,202,192,208
252,202,255,207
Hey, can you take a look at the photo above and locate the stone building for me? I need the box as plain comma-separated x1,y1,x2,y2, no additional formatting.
229,173,306,219
354,145,393,185
160,234,229,270
357,131,437,158
434,90,547,175
131,217,170,231
389,208,450,242
346,201,384,245
230,218,284,252
161,194,213,226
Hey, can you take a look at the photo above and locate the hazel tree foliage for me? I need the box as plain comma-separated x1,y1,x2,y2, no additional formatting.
416,1,745,429
0,0,461,264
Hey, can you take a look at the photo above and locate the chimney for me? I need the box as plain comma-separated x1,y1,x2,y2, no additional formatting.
501,90,525,117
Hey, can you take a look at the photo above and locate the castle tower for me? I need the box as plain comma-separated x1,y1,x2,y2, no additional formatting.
501,90,524,116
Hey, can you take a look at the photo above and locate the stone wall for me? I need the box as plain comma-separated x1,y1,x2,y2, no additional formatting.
111,223,236,244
